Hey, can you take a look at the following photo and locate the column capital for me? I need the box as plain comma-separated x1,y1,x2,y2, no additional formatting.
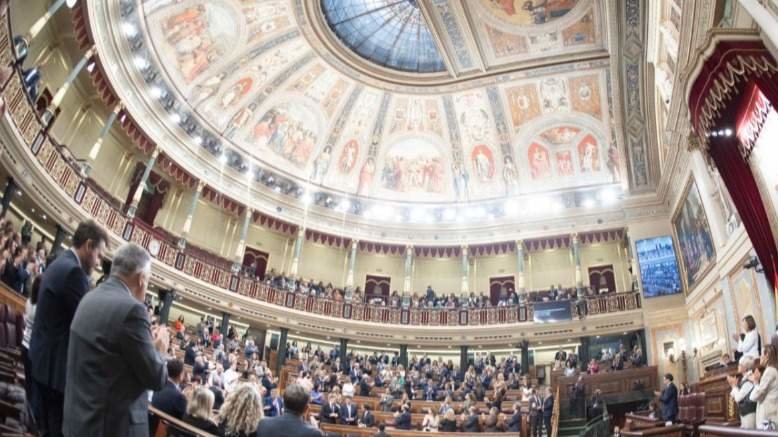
195,180,206,193
350,238,359,248
296,227,305,238
571,233,580,244
149,147,160,160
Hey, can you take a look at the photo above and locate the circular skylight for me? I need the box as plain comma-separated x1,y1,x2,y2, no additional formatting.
321,0,446,73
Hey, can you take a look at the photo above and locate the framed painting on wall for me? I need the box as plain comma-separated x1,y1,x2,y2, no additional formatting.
729,265,766,338
672,178,716,294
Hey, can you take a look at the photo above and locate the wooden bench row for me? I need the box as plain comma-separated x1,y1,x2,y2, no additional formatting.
320,423,523,437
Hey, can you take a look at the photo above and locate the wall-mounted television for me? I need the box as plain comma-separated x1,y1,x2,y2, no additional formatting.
533,301,573,323
635,236,683,298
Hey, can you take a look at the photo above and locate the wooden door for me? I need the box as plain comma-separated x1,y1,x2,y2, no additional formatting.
489,275,516,305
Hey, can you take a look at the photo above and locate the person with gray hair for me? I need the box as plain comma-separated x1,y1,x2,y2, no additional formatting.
63,243,170,437
729,355,757,429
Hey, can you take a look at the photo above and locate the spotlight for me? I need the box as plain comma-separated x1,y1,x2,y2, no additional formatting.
121,22,138,38
442,208,456,221
149,86,162,99
169,113,181,124
325,196,333,206
193,136,203,145
550,201,564,213
409,208,428,223
300,193,313,206
582,198,595,209
599,188,618,205
219,153,228,165
133,56,150,70
724,128,733,137
337,200,351,213
273,185,282,193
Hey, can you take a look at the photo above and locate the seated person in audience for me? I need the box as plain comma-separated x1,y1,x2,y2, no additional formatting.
310,383,324,405
219,383,263,437
151,358,187,433
422,408,439,432
462,406,481,433
257,384,323,437
373,423,390,437
379,387,394,412
181,387,220,436
319,394,340,424
612,352,624,371
507,402,522,432
440,409,458,432
631,347,646,367
264,388,284,417
484,407,501,432
393,404,412,430
342,377,355,398
340,396,358,425
358,404,375,428
587,358,600,374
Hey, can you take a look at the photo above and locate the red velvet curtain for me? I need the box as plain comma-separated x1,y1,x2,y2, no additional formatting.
708,81,778,291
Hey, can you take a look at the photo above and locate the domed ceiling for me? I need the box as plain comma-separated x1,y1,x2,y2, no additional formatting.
88,0,656,239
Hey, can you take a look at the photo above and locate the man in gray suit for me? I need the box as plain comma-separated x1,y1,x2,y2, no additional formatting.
257,384,323,437
63,243,170,437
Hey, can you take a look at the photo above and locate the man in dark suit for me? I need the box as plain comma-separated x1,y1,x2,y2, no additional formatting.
319,394,340,424
30,220,107,437
658,373,678,422
529,388,542,437
257,384,322,436
462,406,480,433
507,402,522,432
150,358,186,434
63,242,169,437
358,404,375,428
393,404,412,430
264,388,284,417
340,397,358,425
543,387,555,436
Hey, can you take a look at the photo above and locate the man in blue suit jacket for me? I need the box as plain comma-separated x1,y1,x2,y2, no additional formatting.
339,397,358,425
543,387,555,436
659,373,679,422
264,389,284,417
394,404,412,430
29,221,107,437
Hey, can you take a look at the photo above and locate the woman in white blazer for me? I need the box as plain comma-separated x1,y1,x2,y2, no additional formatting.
750,344,778,427
734,315,761,359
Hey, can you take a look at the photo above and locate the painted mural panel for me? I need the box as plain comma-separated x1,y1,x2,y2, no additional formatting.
516,122,610,191
672,179,716,293
378,137,447,198
481,0,581,26
252,101,323,169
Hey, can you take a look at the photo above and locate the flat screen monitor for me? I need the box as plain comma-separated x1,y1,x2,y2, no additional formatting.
533,300,573,323
635,236,683,298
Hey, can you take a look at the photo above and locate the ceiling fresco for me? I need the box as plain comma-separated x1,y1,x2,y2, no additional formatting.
131,0,632,205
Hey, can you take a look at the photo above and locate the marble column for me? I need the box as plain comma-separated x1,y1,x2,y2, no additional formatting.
0,176,16,217
399,345,408,369
403,245,413,294
289,227,305,277
516,240,526,293
17,0,67,46
127,148,160,218
219,312,230,339
42,47,95,126
520,340,529,375
233,207,253,273
88,103,122,161
51,223,67,255
345,239,358,289
459,345,469,377
339,338,349,372
178,180,205,249
690,148,728,248
571,233,583,292
157,288,175,325
460,245,469,295
275,327,288,374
